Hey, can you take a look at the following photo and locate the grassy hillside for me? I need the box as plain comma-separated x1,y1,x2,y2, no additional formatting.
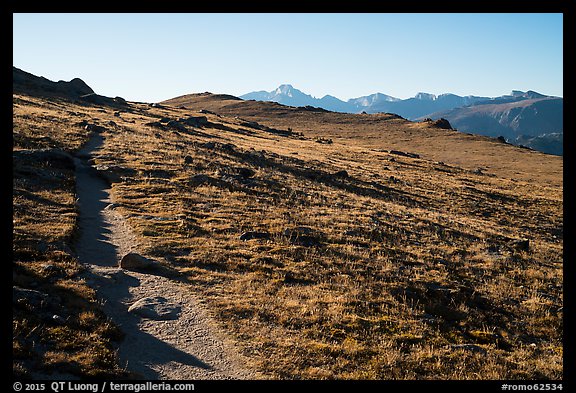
162,94,562,188
14,89,563,379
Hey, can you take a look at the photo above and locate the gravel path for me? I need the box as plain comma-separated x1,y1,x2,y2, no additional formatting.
74,133,255,380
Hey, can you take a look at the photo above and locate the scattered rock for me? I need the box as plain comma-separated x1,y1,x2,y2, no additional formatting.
119,252,161,270
159,117,171,123
145,121,164,129
332,170,349,178
149,103,165,109
283,227,322,247
113,111,121,117
486,244,500,254
52,314,67,325
236,167,255,178
108,120,118,127
388,150,420,159
510,239,530,252
41,263,59,275
189,174,213,186
429,118,453,130
201,141,216,149
166,120,187,132
473,168,483,175
315,137,333,144
240,120,265,130
300,105,329,113
239,231,271,241
179,116,208,127
220,143,237,152
84,123,107,133
497,136,507,143
128,296,181,320
294,237,321,247
184,155,193,164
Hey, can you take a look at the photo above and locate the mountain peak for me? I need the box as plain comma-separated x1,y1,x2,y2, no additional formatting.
275,84,295,94
415,92,437,101
510,90,547,99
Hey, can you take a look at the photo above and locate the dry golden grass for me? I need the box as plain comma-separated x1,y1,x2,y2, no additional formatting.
14,90,563,379
163,94,563,188
13,94,132,378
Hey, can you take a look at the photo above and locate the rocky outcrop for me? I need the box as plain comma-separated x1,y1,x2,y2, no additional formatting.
13,67,94,98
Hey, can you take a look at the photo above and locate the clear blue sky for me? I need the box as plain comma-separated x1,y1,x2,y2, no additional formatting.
13,13,563,102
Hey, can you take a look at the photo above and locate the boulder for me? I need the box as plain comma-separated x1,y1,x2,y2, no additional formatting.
128,296,181,320
52,314,67,325
236,167,255,178
332,170,349,178
510,239,530,252
430,118,453,130
166,120,187,132
201,141,216,149
84,123,108,133
240,120,264,130
283,226,322,247
179,116,208,127
119,252,161,270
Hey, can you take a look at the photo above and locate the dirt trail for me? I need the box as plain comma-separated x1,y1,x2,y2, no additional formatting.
74,133,255,380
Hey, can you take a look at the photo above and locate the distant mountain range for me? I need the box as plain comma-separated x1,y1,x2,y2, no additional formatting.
421,94,563,155
241,85,563,155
